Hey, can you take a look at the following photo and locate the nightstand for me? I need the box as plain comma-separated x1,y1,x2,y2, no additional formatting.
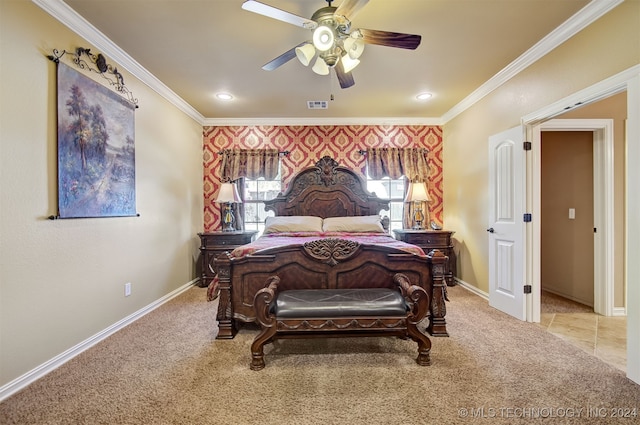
197,231,258,288
393,229,457,286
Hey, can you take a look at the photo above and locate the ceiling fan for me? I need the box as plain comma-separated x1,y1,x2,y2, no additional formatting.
242,0,421,89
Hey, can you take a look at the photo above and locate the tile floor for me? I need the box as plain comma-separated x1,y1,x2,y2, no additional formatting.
537,291,627,372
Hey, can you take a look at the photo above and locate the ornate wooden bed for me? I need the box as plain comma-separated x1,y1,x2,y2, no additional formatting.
213,156,448,339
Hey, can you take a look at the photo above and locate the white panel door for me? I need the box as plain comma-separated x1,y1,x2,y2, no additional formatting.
488,126,526,320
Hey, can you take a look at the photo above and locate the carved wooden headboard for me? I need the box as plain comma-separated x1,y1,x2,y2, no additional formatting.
264,156,390,220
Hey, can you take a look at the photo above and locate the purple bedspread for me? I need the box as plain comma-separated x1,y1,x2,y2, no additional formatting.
207,232,425,301
231,231,425,257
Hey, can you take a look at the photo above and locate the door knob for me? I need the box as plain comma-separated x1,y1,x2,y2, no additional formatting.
486,227,495,233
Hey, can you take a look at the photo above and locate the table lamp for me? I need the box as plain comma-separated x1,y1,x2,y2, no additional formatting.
215,182,242,232
405,182,430,230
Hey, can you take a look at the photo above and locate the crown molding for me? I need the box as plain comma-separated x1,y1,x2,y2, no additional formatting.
440,0,624,124
34,0,621,127
201,117,443,127
33,0,205,125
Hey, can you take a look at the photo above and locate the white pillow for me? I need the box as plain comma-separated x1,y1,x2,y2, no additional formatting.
263,216,323,234
322,215,385,233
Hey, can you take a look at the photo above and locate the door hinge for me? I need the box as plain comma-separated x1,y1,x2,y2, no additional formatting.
524,285,532,294
524,213,532,222
523,141,532,151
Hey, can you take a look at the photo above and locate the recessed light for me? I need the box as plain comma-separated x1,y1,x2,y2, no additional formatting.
416,92,432,101
216,93,233,101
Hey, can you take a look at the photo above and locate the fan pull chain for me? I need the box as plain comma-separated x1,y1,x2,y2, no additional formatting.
329,69,335,101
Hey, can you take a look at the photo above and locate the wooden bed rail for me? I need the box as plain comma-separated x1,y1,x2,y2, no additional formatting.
214,246,449,339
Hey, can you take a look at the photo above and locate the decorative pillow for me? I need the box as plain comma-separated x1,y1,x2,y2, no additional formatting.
263,216,324,234
322,215,385,233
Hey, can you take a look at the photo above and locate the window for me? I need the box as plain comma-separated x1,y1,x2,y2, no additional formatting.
366,175,406,232
242,176,281,236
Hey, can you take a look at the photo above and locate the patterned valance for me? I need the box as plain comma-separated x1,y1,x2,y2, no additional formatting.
220,149,280,181
365,148,430,182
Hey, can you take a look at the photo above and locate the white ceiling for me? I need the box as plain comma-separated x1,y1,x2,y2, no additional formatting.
50,0,597,123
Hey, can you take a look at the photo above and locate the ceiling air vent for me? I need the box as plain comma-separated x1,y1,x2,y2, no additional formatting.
307,100,328,110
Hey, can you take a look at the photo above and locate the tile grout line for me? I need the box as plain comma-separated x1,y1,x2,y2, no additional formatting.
546,313,556,330
541,296,626,371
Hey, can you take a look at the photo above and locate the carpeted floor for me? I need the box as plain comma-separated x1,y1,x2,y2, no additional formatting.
541,289,594,314
1,285,638,424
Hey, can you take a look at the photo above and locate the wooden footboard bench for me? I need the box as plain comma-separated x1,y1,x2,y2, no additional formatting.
250,273,432,370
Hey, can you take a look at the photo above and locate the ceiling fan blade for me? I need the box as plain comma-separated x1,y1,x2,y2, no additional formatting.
242,0,317,29
335,61,355,89
261,42,307,71
357,28,422,50
334,0,369,20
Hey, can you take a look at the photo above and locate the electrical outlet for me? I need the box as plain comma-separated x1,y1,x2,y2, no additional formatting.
125,282,132,297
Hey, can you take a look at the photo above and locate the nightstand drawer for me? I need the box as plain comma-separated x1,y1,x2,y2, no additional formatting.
402,232,449,247
393,229,456,286
200,232,256,248
197,231,258,287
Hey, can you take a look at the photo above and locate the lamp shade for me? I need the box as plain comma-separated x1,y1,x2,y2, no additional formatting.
215,183,242,203
405,182,430,202
312,56,330,75
295,43,316,66
312,25,334,51
340,54,360,73
343,37,365,59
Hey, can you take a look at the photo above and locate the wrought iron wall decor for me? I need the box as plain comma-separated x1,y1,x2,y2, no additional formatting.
48,47,138,107
48,47,138,219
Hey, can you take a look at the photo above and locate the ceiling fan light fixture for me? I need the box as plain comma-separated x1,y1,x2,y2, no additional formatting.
343,37,365,59
295,43,316,66
312,25,335,51
322,50,339,67
312,57,330,75
340,54,360,73
242,0,422,89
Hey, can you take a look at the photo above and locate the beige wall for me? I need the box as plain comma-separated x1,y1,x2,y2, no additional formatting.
541,131,594,306
0,1,204,387
443,1,639,293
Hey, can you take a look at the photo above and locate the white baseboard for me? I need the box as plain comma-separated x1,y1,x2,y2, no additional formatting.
542,287,628,317
613,307,627,316
541,287,593,308
0,279,197,402
454,278,489,300
455,280,627,317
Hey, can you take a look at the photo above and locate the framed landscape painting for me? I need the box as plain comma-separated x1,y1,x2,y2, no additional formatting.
56,61,136,218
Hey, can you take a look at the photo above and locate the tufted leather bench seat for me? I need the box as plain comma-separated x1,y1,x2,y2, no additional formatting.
275,288,409,318
250,273,432,370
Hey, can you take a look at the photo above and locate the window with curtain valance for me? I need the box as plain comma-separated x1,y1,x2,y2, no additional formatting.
218,149,282,232
365,147,431,229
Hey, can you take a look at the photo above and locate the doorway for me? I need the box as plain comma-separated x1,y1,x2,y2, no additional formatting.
520,69,639,384
540,130,595,311
530,118,616,321
534,120,625,373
